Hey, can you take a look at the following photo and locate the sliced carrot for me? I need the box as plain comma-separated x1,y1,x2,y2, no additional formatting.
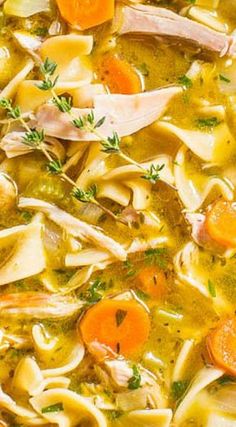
206,317,236,376
205,200,236,247
55,0,115,30
80,299,150,356
96,54,142,94
136,266,167,299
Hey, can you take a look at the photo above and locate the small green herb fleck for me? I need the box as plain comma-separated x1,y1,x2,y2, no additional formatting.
138,63,149,77
115,309,127,327
217,375,235,385
219,74,231,83
145,248,167,269
208,280,216,298
128,365,142,390
21,211,33,223
33,27,48,37
108,410,123,420
41,402,64,414
178,75,193,89
171,380,189,400
80,278,106,304
196,117,221,129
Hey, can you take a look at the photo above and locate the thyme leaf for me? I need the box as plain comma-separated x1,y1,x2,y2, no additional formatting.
47,159,63,175
72,184,97,203
142,163,165,184
101,132,121,153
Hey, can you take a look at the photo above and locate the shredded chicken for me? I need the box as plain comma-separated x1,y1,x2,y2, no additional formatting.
35,87,182,140
116,4,235,57
18,197,127,261
0,293,82,319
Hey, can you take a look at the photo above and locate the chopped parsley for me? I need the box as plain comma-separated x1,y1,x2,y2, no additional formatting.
115,309,127,327
32,27,48,37
128,365,142,390
208,280,216,298
178,75,193,89
21,211,33,223
171,380,189,400
41,402,64,414
79,278,106,303
145,248,168,269
138,62,150,77
217,375,235,385
219,74,231,83
196,117,221,129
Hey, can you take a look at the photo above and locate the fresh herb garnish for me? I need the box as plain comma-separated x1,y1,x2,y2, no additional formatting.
23,129,44,147
171,380,189,400
115,309,127,327
219,74,231,83
72,184,97,203
21,211,33,223
123,259,136,278
41,402,64,414
217,375,235,384
138,63,149,77
196,117,221,129
32,27,48,37
208,280,216,298
47,159,63,175
142,163,165,184
178,75,193,89
0,58,167,226
145,248,167,269
128,365,142,390
108,410,123,420
80,278,106,303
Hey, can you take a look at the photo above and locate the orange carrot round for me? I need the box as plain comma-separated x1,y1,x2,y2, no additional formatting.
205,200,236,247
207,317,236,376
80,299,150,356
136,266,167,299
55,0,115,30
96,54,142,94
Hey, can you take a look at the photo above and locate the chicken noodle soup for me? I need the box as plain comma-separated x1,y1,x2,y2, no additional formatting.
0,0,235,426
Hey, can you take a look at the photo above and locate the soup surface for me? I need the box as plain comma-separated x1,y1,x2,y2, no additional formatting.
0,0,235,426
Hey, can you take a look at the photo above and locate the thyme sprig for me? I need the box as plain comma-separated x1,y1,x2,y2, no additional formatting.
0,98,126,225
38,58,165,185
0,57,165,226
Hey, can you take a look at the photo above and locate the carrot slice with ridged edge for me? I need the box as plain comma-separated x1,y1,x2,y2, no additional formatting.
136,266,167,299
207,317,236,376
205,200,236,247
96,54,142,94
80,299,150,356
55,0,115,30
